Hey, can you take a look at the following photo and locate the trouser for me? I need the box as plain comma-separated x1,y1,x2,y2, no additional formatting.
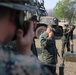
61,40,70,57
46,63,57,75
70,31,73,40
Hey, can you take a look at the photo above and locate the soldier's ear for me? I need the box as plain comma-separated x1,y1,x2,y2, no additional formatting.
17,29,24,39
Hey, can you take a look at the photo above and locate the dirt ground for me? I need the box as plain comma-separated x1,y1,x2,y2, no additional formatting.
35,27,76,75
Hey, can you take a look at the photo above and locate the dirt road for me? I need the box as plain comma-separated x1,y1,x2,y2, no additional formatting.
35,28,76,75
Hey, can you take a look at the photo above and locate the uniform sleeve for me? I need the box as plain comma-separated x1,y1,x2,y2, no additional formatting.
39,34,52,48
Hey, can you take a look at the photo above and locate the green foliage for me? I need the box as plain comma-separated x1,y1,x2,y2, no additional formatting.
53,0,76,24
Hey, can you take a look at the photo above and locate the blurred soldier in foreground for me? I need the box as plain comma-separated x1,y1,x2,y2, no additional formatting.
61,24,71,57
5,15,38,56
30,15,38,57
0,1,52,75
39,24,58,75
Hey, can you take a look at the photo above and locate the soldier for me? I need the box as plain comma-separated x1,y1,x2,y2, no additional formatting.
0,1,52,75
39,25,58,75
53,17,59,25
30,15,38,57
69,25,75,53
61,24,71,57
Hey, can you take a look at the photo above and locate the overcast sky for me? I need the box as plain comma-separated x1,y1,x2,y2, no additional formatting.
38,0,59,9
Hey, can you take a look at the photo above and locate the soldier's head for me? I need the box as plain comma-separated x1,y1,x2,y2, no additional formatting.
46,23,55,35
46,26,55,37
0,1,26,44
30,15,38,30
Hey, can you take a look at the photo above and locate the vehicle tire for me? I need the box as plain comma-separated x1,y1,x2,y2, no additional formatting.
36,26,46,39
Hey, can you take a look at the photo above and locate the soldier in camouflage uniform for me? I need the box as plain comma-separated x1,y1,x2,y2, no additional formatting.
5,15,38,57
0,1,52,75
61,24,71,57
39,25,58,75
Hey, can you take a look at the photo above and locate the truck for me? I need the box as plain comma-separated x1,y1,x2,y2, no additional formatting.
36,16,63,38
30,0,63,38
23,0,63,38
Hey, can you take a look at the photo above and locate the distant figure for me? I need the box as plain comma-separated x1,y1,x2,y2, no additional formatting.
39,24,58,74
69,25,75,53
53,17,59,25
61,24,71,57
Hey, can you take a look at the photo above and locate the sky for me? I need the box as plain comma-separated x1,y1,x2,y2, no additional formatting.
39,0,59,9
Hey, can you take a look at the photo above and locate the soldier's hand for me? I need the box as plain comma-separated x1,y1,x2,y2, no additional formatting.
49,31,54,38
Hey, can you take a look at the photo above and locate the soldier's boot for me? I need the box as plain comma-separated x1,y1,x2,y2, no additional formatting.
67,41,70,52
71,44,74,53
67,47,70,52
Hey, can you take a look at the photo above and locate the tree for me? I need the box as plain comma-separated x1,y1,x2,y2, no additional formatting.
54,0,76,24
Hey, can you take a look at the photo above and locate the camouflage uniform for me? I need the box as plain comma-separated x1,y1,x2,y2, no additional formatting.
61,25,70,57
0,1,52,75
39,32,57,74
0,42,53,75
5,41,19,54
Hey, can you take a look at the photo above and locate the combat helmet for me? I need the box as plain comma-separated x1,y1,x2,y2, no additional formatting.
0,0,36,27
0,0,38,39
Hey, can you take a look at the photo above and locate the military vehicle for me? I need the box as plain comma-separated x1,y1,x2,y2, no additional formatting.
36,16,63,38
31,0,63,38
23,0,63,38
23,0,48,38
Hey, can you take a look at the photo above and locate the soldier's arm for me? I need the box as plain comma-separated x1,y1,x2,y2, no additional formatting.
39,34,53,48
63,28,71,35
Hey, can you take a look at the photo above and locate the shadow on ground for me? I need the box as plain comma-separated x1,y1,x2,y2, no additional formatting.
73,34,76,39
55,34,76,40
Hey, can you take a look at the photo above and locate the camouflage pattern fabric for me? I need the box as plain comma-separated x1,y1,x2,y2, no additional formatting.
61,26,70,57
5,41,19,54
39,32,57,74
39,32,57,64
0,42,53,75
5,41,38,57
7,55,52,75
